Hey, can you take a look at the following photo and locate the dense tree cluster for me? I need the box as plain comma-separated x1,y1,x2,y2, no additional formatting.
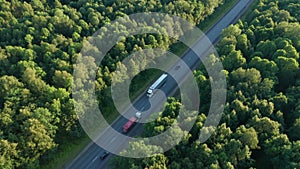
0,0,225,168
113,0,300,168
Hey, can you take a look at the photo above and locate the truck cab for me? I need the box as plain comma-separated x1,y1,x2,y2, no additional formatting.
146,74,168,97
135,111,142,119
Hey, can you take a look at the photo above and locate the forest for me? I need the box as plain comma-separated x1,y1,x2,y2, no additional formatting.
112,0,300,168
0,0,299,168
0,0,227,168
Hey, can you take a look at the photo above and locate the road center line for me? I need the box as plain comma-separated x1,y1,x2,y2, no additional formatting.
110,136,117,143
92,156,98,162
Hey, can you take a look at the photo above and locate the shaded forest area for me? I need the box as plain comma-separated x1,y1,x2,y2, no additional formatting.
112,0,300,168
0,0,226,168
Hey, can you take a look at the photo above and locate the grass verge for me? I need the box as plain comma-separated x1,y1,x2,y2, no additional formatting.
41,1,245,168
198,0,239,32
41,135,91,169
129,69,163,101
240,0,259,20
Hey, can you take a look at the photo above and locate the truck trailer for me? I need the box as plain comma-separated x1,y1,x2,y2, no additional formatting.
122,112,142,133
146,73,168,97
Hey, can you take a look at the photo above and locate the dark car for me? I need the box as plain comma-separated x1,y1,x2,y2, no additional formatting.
99,151,109,160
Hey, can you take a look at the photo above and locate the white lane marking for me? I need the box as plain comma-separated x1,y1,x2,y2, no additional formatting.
92,156,98,162
110,136,117,143
91,150,101,162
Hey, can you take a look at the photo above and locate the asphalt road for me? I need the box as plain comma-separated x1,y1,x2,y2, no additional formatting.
66,0,254,168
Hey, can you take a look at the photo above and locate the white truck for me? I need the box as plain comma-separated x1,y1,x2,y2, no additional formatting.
146,73,168,97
